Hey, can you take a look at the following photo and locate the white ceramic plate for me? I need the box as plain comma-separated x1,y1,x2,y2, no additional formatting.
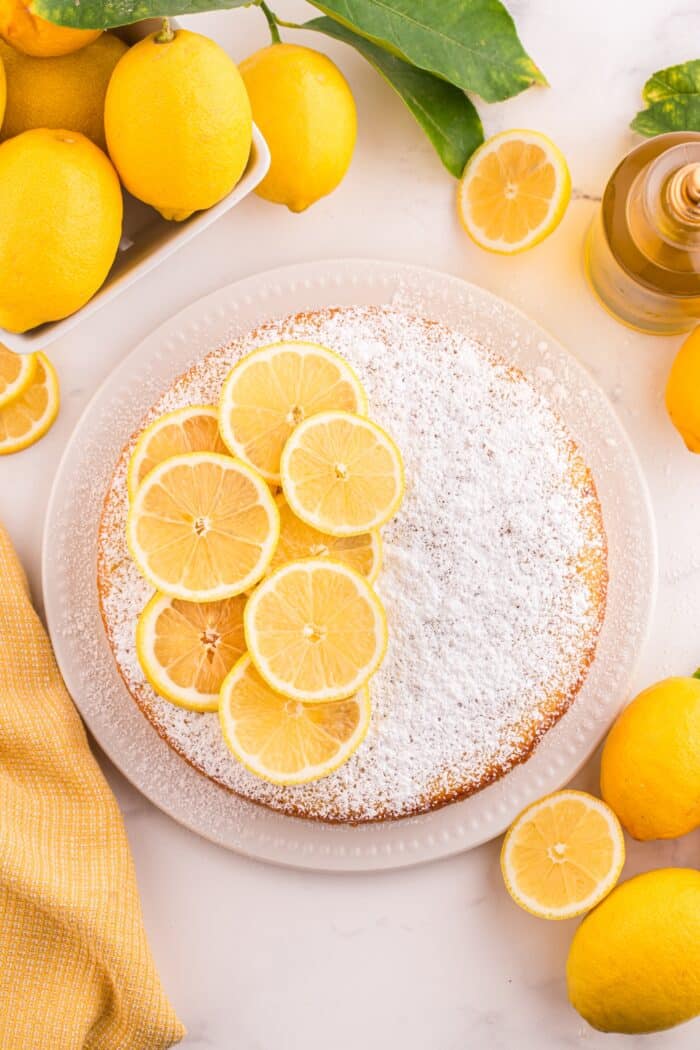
42,260,657,872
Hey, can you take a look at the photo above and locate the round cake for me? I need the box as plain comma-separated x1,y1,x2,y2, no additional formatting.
98,305,608,823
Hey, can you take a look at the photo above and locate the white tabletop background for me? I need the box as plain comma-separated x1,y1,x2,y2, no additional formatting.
4,1,700,1046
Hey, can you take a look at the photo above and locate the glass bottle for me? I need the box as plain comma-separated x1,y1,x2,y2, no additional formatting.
585,132,700,335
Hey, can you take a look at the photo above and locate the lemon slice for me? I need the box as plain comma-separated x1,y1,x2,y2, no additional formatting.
127,451,279,602
128,404,228,499
219,341,368,483
269,494,382,582
280,410,404,537
457,129,571,254
0,352,59,455
245,558,387,703
0,345,37,410
219,654,371,785
501,790,625,920
136,592,247,711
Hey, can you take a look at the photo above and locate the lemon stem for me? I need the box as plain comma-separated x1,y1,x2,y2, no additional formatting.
155,17,175,43
258,1,281,44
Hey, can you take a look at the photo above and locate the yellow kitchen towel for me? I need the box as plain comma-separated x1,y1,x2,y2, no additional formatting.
0,524,185,1050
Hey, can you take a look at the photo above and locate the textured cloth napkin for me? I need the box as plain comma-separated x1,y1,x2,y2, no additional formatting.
0,523,185,1049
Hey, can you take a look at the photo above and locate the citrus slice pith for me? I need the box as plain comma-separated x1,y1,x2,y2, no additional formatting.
127,451,280,602
269,494,382,582
0,352,59,455
218,341,368,484
136,592,247,711
219,654,371,785
280,409,404,537
127,404,228,499
501,790,625,920
245,558,387,703
0,344,37,410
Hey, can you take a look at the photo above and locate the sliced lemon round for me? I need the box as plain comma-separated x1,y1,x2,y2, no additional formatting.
136,592,247,711
269,494,382,582
457,129,571,254
219,654,371,785
127,451,279,602
0,352,59,455
501,790,625,920
280,410,404,537
218,341,368,484
0,344,37,410
245,558,387,703
128,404,228,499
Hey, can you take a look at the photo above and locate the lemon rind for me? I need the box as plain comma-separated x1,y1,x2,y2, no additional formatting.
0,348,37,411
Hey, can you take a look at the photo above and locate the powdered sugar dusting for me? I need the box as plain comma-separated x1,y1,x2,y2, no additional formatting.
98,306,606,822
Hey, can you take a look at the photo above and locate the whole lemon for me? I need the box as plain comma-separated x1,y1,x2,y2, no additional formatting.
105,28,252,222
0,34,128,149
666,324,700,451
0,129,122,332
600,675,700,840
0,0,100,57
240,43,356,212
567,868,700,1034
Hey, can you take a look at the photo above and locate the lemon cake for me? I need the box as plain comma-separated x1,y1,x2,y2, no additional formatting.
97,306,608,822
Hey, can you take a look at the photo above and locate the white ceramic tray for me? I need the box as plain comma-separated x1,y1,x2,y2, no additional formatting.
42,260,657,872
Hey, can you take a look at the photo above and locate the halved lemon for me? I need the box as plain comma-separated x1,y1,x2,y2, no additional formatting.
269,494,382,582
136,592,247,711
457,129,571,254
219,654,371,785
280,410,404,537
501,790,625,920
245,558,387,703
0,345,37,410
127,451,279,602
128,405,228,499
218,341,368,484
0,352,59,455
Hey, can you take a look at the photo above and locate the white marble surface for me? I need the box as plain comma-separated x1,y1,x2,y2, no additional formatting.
3,1,700,1046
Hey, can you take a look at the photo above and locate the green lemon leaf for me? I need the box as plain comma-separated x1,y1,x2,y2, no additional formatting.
306,16,483,176
30,0,251,30
308,0,547,102
631,59,700,135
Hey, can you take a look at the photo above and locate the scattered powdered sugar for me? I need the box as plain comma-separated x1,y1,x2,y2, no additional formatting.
98,306,607,823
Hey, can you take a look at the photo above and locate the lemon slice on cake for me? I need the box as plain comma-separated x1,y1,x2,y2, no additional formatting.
219,654,371,785
0,345,37,410
0,352,59,455
245,558,387,703
501,790,625,920
269,494,382,581
128,404,228,499
127,451,279,601
218,341,368,483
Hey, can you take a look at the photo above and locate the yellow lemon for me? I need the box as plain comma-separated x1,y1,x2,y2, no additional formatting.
127,404,228,499
0,129,122,333
270,494,382,582
666,325,700,451
105,28,252,221
0,352,59,454
600,674,700,840
0,344,36,409
567,868,700,1034
0,34,127,150
240,43,356,212
0,0,100,57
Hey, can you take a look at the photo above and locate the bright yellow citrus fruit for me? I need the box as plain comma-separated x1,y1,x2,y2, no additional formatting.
567,868,700,1034
457,129,571,254
281,410,404,537
0,352,59,454
500,790,625,920
219,654,371,785
128,405,228,500
600,675,700,840
0,34,128,150
0,0,100,57
0,344,36,409
270,494,381,582
0,129,122,333
240,43,356,212
245,558,387,703
105,28,252,221
127,451,279,602
0,48,5,125
665,325,700,451
136,591,246,712
219,341,367,484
